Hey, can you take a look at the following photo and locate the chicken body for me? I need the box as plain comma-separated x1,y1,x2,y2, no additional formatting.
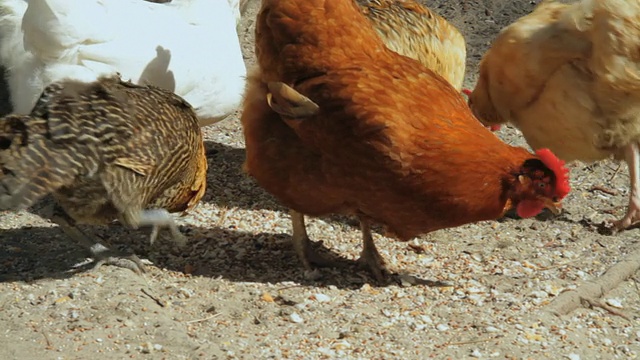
467,0,640,230
0,0,246,126
0,76,207,273
243,0,570,281
356,0,466,90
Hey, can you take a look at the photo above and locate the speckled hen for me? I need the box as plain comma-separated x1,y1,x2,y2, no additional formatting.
356,0,467,91
0,76,207,273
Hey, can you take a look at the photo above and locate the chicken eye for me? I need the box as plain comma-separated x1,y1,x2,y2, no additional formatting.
538,182,546,188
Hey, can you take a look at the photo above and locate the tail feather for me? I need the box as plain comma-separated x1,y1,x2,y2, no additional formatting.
0,115,80,210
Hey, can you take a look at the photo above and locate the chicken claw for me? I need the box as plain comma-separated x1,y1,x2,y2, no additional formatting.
266,82,319,118
290,210,344,270
51,205,147,274
356,218,388,283
91,243,147,274
131,209,188,247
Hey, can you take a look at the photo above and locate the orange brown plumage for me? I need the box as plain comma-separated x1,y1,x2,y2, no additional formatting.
242,0,570,281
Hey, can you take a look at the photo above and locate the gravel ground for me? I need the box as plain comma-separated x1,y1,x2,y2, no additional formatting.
1,1,639,359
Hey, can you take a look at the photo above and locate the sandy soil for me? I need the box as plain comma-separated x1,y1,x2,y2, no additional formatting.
1,0,639,359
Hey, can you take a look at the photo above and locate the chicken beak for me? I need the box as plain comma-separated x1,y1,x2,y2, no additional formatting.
542,197,563,215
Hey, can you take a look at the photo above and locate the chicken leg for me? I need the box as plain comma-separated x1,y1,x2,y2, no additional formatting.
122,208,187,247
50,204,147,274
356,217,388,283
290,209,343,270
612,142,640,230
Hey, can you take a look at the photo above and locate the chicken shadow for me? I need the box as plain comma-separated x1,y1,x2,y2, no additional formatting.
202,141,286,212
0,221,443,289
138,46,176,92
0,226,88,282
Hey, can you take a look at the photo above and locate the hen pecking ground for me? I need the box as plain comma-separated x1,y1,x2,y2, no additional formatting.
0,0,638,359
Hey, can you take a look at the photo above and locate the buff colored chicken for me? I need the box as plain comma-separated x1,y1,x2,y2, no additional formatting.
243,0,571,281
0,76,207,273
467,0,640,231
356,0,466,91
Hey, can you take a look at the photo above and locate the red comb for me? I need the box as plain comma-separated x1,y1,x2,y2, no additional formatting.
462,88,472,96
535,148,571,199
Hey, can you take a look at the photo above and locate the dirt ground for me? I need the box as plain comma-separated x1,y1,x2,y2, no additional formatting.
1,0,639,359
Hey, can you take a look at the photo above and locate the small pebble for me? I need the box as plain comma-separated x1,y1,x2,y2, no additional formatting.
436,324,449,331
289,312,304,323
470,349,482,358
567,354,580,360
333,340,351,350
317,347,335,356
605,298,623,308
530,290,548,298
139,342,154,354
312,293,331,302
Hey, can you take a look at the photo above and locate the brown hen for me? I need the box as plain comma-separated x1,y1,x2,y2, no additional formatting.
242,0,571,282
0,76,207,273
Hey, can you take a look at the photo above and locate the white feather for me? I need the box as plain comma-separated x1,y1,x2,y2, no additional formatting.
1,0,246,126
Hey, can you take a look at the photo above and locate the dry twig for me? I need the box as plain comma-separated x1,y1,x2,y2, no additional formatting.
444,335,503,347
184,313,221,324
141,288,168,307
589,185,618,196
41,329,52,349
545,246,640,316
581,298,631,321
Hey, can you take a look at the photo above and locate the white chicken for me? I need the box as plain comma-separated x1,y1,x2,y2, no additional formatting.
0,0,246,127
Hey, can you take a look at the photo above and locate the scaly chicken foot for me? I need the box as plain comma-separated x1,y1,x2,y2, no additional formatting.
610,142,640,231
50,204,147,274
125,209,187,247
356,218,388,283
290,210,344,270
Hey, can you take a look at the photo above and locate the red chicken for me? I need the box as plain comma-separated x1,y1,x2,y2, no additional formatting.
242,0,571,281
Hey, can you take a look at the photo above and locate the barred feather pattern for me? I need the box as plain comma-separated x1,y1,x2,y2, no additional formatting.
0,76,207,226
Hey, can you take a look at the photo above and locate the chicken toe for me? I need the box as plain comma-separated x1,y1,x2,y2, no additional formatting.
90,243,147,274
356,218,388,283
132,209,187,247
51,205,147,274
611,143,640,230
290,210,343,270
